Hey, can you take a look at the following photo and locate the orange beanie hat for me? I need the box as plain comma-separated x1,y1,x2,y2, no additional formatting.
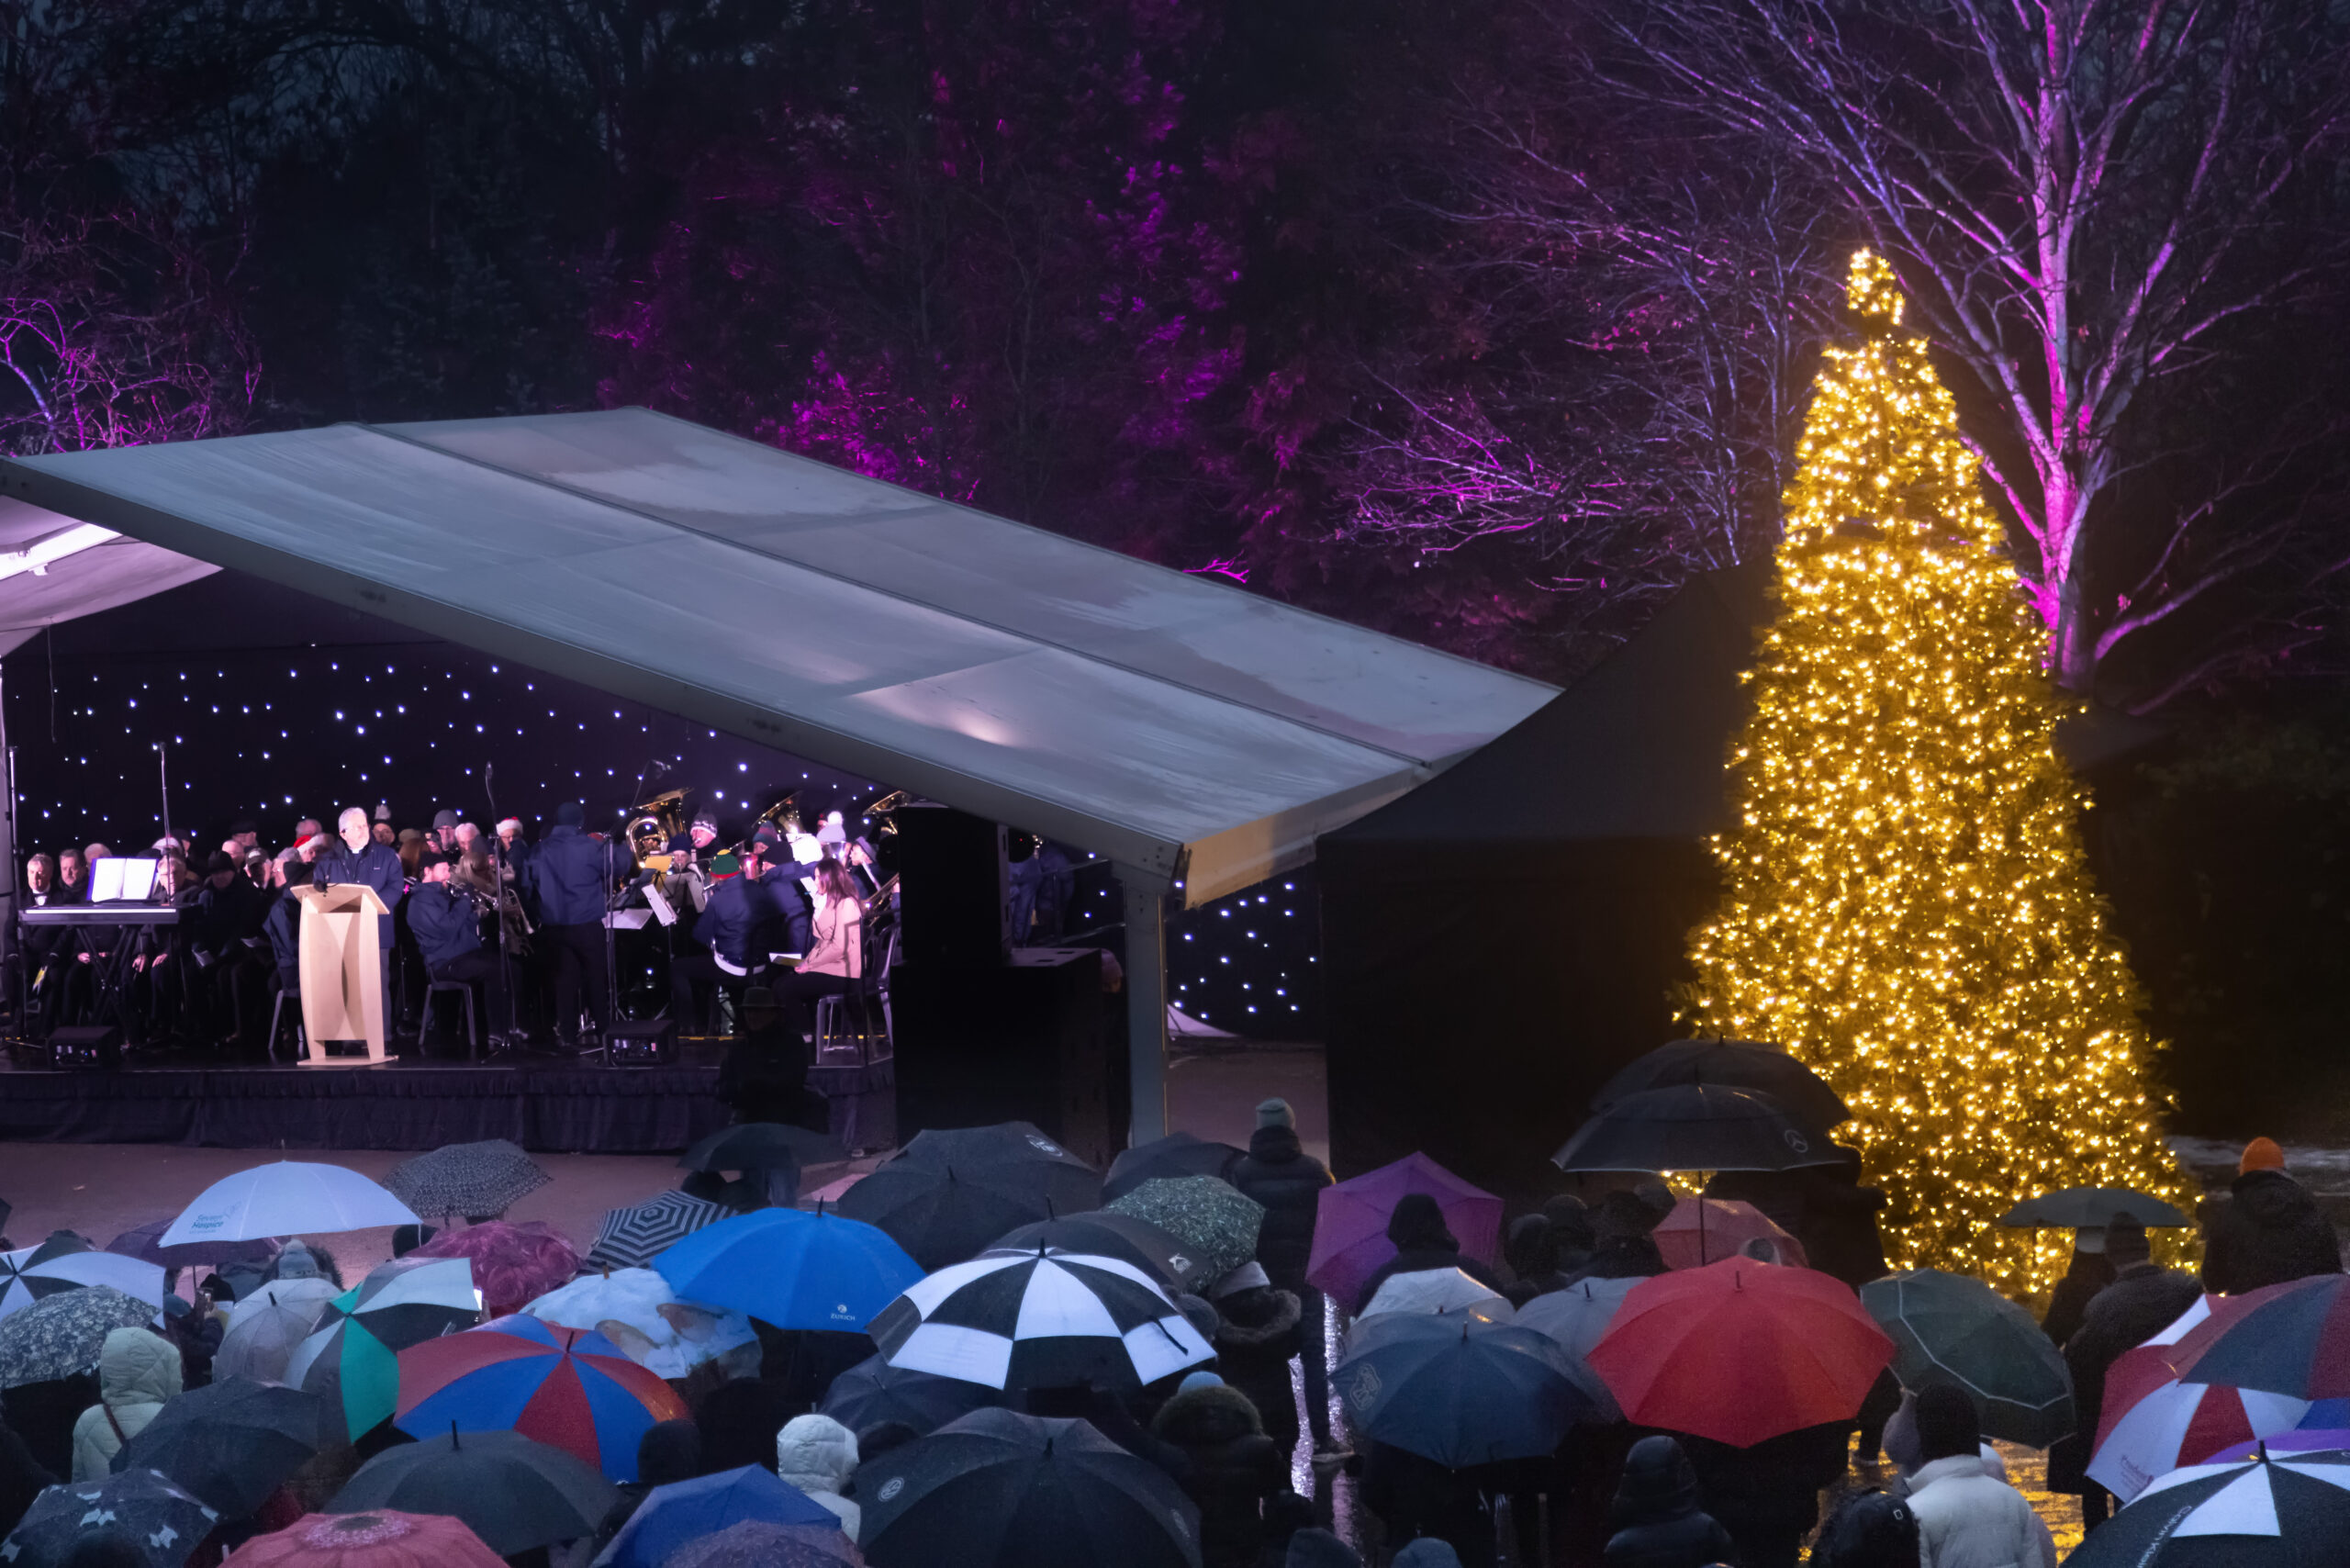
2241,1137,2286,1174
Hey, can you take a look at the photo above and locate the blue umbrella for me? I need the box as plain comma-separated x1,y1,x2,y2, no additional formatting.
1336,1309,1595,1467
599,1464,840,1568
655,1207,923,1332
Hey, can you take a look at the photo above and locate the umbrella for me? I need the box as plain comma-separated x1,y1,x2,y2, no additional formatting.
162,1161,419,1246
597,1466,841,1568
1995,1187,2194,1229
106,1218,282,1271
1102,1179,1263,1284
585,1190,729,1271
394,1315,688,1481
1591,1038,1851,1131
857,1407,1203,1568
988,1215,1199,1295
2063,1450,2350,1568
662,1519,866,1568
330,1429,618,1556
1102,1134,1243,1204
0,1285,159,1388
2212,1399,2350,1461
1859,1270,2075,1447
869,1249,1213,1392
1303,1153,1503,1308
2168,1274,2350,1401
229,1277,343,1328
1336,1310,1593,1467
1360,1269,1515,1321
218,1288,340,1385
2090,1372,2309,1501
3,1469,220,1567
1551,1084,1840,1175
1652,1198,1808,1271
1516,1277,1641,1418
288,1259,482,1439
820,1352,1003,1438
837,1124,1104,1272
221,1509,507,1568
678,1122,848,1174
523,1267,757,1380
0,1241,165,1319
1587,1257,1895,1448
407,1222,578,1318
382,1140,550,1222
111,1376,328,1516
654,1208,923,1333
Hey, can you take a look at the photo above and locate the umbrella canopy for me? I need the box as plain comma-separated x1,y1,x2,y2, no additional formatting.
523,1268,757,1381
382,1141,550,1223
218,1287,341,1385
837,1124,1103,1272
106,1218,282,1271
2090,1372,2309,1502
1102,1135,1244,1204
1587,1258,1895,1448
654,1208,923,1333
162,1161,420,1246
3,1469,220,1567
221,1509,507,1568
0,1285,158,1388
857,1407,1203,1568
408,1222,578,1319
1516,1277,1641,1419
289,1258,483,1439
662,1518,867,1568
1303,1153,1503,1308
336,1257,485,1348
820,1352,1003,1438
679,1122,847,1176
394,1315,688,1481
989,1215,1198,1295
229,1278,343,1328
1995,1187,2194,1229
1652,1198,1808,1271
1859,1270,2074,1448
1591,1038,1850,1131
1337,1310,1592,1467
2064,1450,2350,1568
1102,1179,1263,1285
111,1376,328,1517
869,1250,1213,1392
1551,1084,1839,1175
2211,1399,2350,1461
330,1429,618,1556
1360,1270,1515,1322
585,1190,730,1272
597,1465,841,1568
0,1241,165,1319
2168,1275,2350,1401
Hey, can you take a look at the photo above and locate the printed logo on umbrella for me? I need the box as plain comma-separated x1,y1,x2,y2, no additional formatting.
1348,1365,1382,1406
1783,1130,1809,1153
878,1476,906,1501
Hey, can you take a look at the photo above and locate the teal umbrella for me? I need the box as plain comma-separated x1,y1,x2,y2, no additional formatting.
1860,1269,2074,1447
285,1257,482,1439
1104,1177,1264,1284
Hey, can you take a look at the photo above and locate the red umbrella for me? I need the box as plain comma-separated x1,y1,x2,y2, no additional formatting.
224,1510,506,1568
408,1222,578,1318
395,1315,688,1480
1652,1199,1807,1271
1586,1257,1894,1447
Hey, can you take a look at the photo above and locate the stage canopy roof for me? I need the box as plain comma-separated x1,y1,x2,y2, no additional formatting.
0,409,1555,904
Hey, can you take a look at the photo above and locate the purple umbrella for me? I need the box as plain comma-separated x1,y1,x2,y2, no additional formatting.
107,1217,281,1271
1304,1152,1503,1308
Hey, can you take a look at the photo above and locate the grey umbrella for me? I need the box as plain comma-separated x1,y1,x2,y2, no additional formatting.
383,1139,551,1220
0,1285,158,1389
1995,1187,2192,1229
586,1190,730,1271
3,1468,219,1567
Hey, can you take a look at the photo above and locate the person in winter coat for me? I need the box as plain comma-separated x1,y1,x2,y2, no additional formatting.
1395,1542,1465,1566
1563,1189,1672,1285
1354,1194,1504,1316
1284,1528,1363,1568
1257,1490,1315,1568
2201,1137,2343,1296
693,1373,795,1477
71,1327,183,1481
2039,1232,2116,1349
1360,1440,1496,1568
1226,1099,1339,1462
1809,1490,1919,1568
1542,1194,1596,1277
1151,1372,1286,1568
2052,1215,2201,1528
0,1417,55,1540
1791,1148,1891,1291
591,1419,701,1555
1209,1263,1304,1457
1603,1434,1739,1568
776,1414,861,1539
1501,1215,1569,1305
1676,1419,1852,1568
1903,1385,2054,1568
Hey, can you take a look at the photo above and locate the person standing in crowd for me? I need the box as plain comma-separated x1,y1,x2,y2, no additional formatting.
1227,1098,1340,1465
1356,1194,1505,1314
70,1327,181,1480
1151,1371,1286,1568
2040,1228,2116,1349
774,1414,862,1538
1903,1384,2055,1568
1673,1417,1851,1568
1602,1435,1738,1568
430,810,461,856
1205,1262,1304,1461
2052,1215,2202,1529
2201,1137,2344,1295
524,801,622,1050
1564,1186,1673,1285
315,807,405,1033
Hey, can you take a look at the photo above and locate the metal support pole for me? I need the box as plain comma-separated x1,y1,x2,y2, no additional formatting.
1117,864,1170,1145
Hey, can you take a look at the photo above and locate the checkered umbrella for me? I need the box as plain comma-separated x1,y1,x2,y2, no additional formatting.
586,1192,728,1271
868,1249,1212,1392
3,1468,219,1567
383,1141,551,1222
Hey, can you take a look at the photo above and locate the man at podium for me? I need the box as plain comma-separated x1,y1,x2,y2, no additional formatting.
316,806,407,1024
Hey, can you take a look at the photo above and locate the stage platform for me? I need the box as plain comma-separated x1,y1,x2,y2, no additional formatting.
0,1043,896,1155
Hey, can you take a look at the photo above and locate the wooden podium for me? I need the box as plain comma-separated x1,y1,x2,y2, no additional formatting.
294,883,389,1066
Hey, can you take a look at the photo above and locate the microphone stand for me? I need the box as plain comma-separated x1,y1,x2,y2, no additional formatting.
485,762,520,1057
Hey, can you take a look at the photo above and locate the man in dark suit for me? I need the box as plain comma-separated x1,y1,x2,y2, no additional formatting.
523,802,623,1048
315,806,407,1032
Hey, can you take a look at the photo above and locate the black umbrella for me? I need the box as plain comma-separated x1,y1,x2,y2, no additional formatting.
383,1139,552,1220
1551,1084,1841,1174
330,1428,619,1555
678,1122,846,1175
1336,1310,1595,1467
1995,1186,2193,1229
109,1374,326,1517
858,1407,1203,1568
838,1124,1103,1271
2063,1449,2350,1566
990,1213,1201,1294
819,1351,1004,1437
1103,1134,1244,1203
3,1468,219,1567
1592,1038,1850,1131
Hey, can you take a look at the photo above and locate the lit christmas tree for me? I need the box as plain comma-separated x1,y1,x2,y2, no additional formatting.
1684,250,2194,1296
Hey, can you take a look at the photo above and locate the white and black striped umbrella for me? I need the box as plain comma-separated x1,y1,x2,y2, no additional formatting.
586,1191,728,1271
869,1249,1213,1392
0,1238,164,1321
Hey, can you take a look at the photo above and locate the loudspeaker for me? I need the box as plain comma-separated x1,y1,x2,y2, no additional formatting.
893,805,1009,971
48,1025,121,1070
606,1019,675,1067
891,946,1117,1168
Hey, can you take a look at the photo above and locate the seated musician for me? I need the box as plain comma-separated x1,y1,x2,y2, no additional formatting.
408,852,513,1047
674,831,788,1033
188,850,270,1051
20,854,72,1034
773,857,867,1047
127,853,196,1045
751,824,819,957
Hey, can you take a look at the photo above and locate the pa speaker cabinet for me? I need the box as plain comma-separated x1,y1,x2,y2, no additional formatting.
892,805,1009,971
891,946,1115,1168
606,1019,676,1066
48,1025,122,1070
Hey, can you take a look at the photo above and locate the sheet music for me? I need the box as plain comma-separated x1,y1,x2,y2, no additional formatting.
93,857,158,902
642,883,677,927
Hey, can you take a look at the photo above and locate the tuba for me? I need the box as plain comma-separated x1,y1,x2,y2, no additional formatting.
627,789,690,867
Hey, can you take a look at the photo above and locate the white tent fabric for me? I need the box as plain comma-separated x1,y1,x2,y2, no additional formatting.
0,409,1554,904
0,497,217,656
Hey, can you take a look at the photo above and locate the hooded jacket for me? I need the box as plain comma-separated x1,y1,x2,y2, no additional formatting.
1905,1453,2056,1568
2201,1168,2344,1296
1226,1125,1335,1293
71,1328,182,1481
1151,1382,1286,1568
1354,1195,1503,1316
1211,1285,1304,1450
775,1413,861,1540
1603,1434,1740,1568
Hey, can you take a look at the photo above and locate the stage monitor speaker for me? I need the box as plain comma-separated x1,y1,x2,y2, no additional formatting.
48,1025,121,1070
891,946,1117,1168
893,805,1009,971
606,1019,675,1067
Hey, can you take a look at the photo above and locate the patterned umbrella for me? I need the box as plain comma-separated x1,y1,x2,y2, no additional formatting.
0,1239,165,1320
3,1468,220,1567
585,1191,728,1271
1103,1135,1244,1204
0,1285,159,1388
2090,1372,2308,1501
221,1509,507,1568
407,1223,577,1319
112,1377,329,1518
394,1316,688,1481
869,1250,1213,1392
1103,1179,1263,1285
382,1141,550,1222
662,1519,865,1568
106,1218,283,1271
288,1259,482,1439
